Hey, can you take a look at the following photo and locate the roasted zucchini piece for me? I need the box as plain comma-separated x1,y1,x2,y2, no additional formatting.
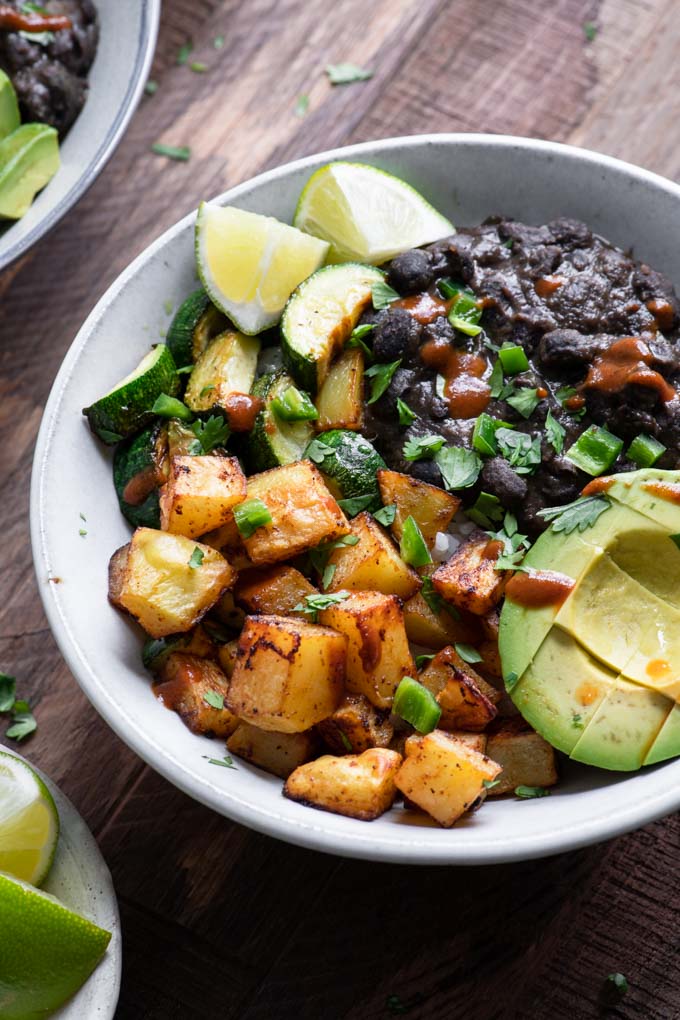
304,429,385,514
226,614,346,732
235,565,317,617
108,528,234,637
184,330,260,425
153,653,239,737
227,723,319,779
159,454,247,539
431,531,508,615
281,263,384,393
83,344,180,443
284,748,402,820
317,693,393,755
325,511,421,601
242,460,350,565
166,288,227,368
395,731,501,827
248,371,315,472
315,348,364,431
113,423,167,530
318,590,415,709
377,469,460,548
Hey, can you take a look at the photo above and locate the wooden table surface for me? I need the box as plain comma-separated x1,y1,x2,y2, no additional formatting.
2,1,679,1017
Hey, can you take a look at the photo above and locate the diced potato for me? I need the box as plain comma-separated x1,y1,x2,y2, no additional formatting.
404,730,487,756
480,607,500,642
485,720,558,795
377,469,460,548
210,589,246,631
316,348,364,431
403,566,481,649
419,646,499,731
319,590,414,709
159,454,247,539
226,614,346,732
235,565,317,618
431,531,507,615
326,511,421,600
395,730,501,827
227,722,319,778
284,748,402,820
244,461,350,565
477,638,502,682
154,653,239,737
217,639,239,678
108,528,234,638
201,516,252,570
317,693,393,754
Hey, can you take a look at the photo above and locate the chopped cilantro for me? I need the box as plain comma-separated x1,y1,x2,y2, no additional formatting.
203,754,237,769
506,387,541,419
189,415,230,454
188,547,204,569
294,94,310,117
321,563,336,591
505,670,519,690
204,690,224,710
371,280,400,310
346,322,375,360
325,62,373,85
455,643,483,664
572,713,584,729
515,785,550,798
434,446,482,490
293,591,351,622
396,397,416,426
151,143,191,162
583,20,597,42
309,534,360,577
0,673,16,712
177,41,193,65
556,385,586,419
233,498,273,539
305,438,334,464
339,731,353,752
214,35,225,49
545,408,566,454
467,492,504,528
496,428,542,475
420,576,460,619
415,653,435,669
365,359,401,403
337,494,375,516
374,504,397,527
199,384,215,398
403,433,445,461
144,80,158,96
483,778,501,790
190,61,208,73
79,529,87,538
537,495,612,534
602,973,628,1002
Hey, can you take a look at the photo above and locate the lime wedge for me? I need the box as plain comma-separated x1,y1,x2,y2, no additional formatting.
0,750,59,886
293,161,454,264
0,871,111,1019
195,203,329,334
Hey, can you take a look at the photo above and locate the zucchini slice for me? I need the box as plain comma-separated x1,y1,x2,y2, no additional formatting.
315,347,364,431
248,371,315,472
304,429,386,513
83,344,180,443
281,263,384,394
166,288,227,368
185,330,260,417
113,423,167,529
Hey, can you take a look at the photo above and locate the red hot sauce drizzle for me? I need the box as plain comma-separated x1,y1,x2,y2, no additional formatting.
420,339,491,419
505,569,575,609
581,476,614,497
581,337,676,403
641,481,680,505
394,291,452,324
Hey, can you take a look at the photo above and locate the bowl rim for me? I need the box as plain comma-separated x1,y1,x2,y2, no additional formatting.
30,133,680,864
0,0,161,272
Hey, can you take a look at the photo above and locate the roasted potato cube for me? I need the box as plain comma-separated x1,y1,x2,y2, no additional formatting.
210,589,246,631
403,566,481,649
217,639,239,678
226,614,346,732
377,469,460,548
480,607,500,641
431,531,507,615
317,693,393,754
316,347,364,431
485,720,558,795
419,646,499,731
244,461,350,565
395,730,501,827
404,730,487,756
159,454,247,539
477,638,502,682
201,515,252,570
227,722,319,778
154,653,239,737
284,748,402,820
326,511,421,600
108,528,234,638
235,565,317,618
319,591,414,709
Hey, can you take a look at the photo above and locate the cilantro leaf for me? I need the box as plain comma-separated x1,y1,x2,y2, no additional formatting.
188,547,204,569
515,785,551,798
309,534,360,576
293,591,351,622
325,62,373,85
204,690,224,710
233,498,272,538
505,387,541,419
321,564,336,591
545,409,566,454
294,93,310,117
365,359,401,403
403,434,445,461
151,143,191,162
434,446,482,490
346,322,374,361
537,495,611,534
455,643,483,664
396,397,416,426
482,778,501,790
203,754,237,769
190,414,230,454
0,673,16,712
467,492,504,528
420,576,460,619
337,494,376,517
556,385,586,419
415,653,435,669
496,428,542,475
305,438,334,464
374,504,397,526
371,281,400,310
5,702,37,742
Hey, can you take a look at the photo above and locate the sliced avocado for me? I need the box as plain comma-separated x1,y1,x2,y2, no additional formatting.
606,468,680,532
644,704,680,766
511,628,615,755
606,520,680,610
0,124,60,219
0,71,20,140
570,677,671,771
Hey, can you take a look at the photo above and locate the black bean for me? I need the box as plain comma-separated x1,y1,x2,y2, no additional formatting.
387,249,435,294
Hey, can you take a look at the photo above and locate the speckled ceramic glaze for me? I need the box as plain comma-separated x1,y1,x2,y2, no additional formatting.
0,0,160,271
30,135,680,864
7,750,120,1017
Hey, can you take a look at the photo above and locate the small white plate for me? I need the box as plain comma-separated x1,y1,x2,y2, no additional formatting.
5,749,121,1018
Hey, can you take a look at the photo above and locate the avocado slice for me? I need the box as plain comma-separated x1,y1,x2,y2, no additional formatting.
0,71,20,140
570,678,671,771
606,520,680,610
0,124,60,220
606,468,680,532
644,705,680,766
511,628,614,755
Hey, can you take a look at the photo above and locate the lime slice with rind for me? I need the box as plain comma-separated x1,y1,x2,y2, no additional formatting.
294,161,455,264
195,203,329,335
0,750,59,886
0,870,111,1019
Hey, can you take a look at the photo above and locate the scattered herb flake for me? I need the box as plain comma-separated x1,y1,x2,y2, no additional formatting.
199,384,215,397
98,428,124,444
365,359,401,404
455,643,483,664
371,280,400,310
203,754,237,769
505,670,519,691
396,397,416,426
188,547,204,569
337,494,375,517
420,576,460,620
305,437,334,464
467,492,504,528
496,428,542,475
190,415,230,454
5,700,37,742
572,713,584,729
537,495,611,534
177,41,193,65
151,143,191,162
293,591,351,622
233,498,273,539
403,433,445,461
482,778,501,790
415,653,435,669
602,973,628,1002
321,563,337,591
374,504,397,527
204,690,224,710
144,79,158,96
325,62,373,85
515,785,550,799
294,93,310,117
78,529,87,538
583,20,597,42
214,34,225,49
190,61,208,73
0,673,16,712
545,408,566,454
339,731,353,752
505,387,541,419
434,446,482,490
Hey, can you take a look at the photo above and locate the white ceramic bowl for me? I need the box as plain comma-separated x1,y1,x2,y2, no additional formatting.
0,0,160,271
5,750,120,1017
30,134,680,864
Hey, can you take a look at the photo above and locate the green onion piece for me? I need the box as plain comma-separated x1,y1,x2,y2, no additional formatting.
626,433,666,468
271,385,319,421
449,315,482,337
498,343,530,375
438,278,472,300
566,426,623,476
399,516,432,567
472,413,510,456
152,394,193,421
233,498,273,538
393,676,442,734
